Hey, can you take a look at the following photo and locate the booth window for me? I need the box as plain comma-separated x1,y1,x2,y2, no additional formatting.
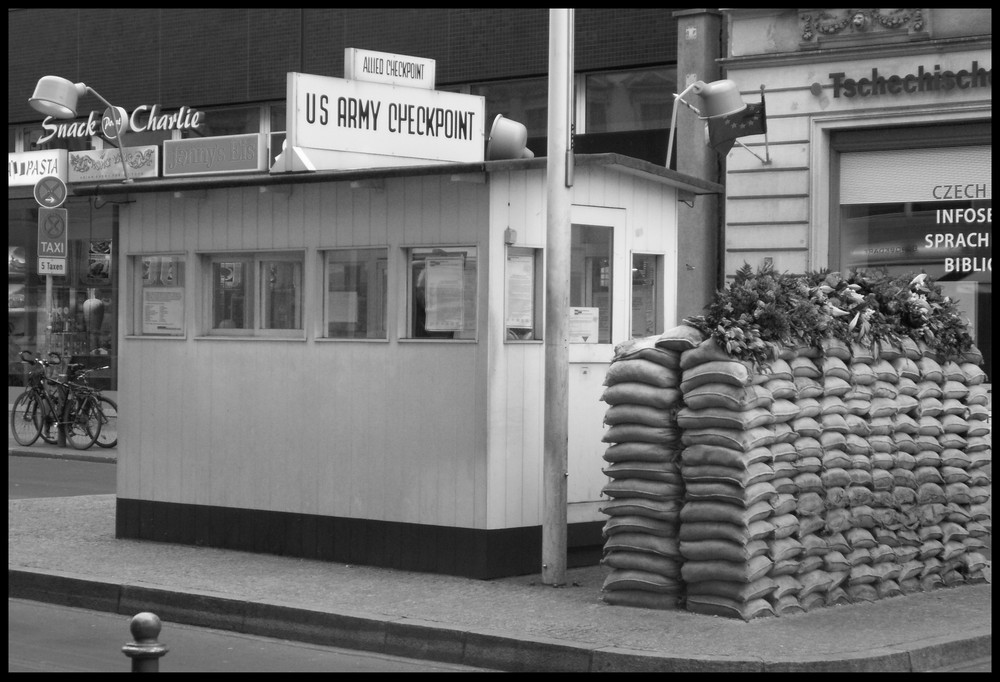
505,246,542,341
132,254,186,337
407,247,478,339
323,248,388,339
570,225,613,343
203,252,303,336
631,253,664,338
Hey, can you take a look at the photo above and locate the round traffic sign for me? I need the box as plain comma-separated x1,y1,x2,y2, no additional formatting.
34,175,67,208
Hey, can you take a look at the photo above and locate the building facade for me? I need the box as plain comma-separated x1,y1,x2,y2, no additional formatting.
713,8,991,380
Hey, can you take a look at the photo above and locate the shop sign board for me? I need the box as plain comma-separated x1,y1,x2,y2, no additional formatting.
163,134,267,177
36,104,203,145
284,72,485,167
344,48,436,89
68,146,160,183
817,60,992,99
37,207,68,276
8,149,67,187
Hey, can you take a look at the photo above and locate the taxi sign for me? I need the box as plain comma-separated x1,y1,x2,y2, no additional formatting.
38,207,68,276
34,175,67,208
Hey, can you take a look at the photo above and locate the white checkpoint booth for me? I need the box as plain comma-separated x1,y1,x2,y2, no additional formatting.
85,152,719,579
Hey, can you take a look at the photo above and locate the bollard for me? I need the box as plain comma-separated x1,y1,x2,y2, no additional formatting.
121,612,169,672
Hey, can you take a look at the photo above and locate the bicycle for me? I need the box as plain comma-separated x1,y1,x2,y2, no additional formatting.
10,350,102,450
63,360,118,449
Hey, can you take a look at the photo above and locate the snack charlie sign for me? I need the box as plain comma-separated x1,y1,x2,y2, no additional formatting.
280,71,485,170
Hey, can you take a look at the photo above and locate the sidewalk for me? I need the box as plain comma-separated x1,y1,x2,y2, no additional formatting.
8,443,992,672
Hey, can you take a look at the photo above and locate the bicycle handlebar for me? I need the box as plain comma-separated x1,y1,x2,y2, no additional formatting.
19,350,62,367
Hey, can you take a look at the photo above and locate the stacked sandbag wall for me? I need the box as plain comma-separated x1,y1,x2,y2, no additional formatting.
597,336,688,609
599,325,991,619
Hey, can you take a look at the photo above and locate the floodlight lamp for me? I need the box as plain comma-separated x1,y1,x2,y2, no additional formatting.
29,76,88,119
690,79,746,119
29,75,133,183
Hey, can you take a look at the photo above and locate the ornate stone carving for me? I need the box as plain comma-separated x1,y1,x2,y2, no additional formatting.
800,8,925,44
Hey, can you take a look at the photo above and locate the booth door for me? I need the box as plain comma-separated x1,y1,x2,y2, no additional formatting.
567,206,628,517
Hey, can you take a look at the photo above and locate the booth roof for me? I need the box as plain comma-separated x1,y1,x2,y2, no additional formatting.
67,153,723,200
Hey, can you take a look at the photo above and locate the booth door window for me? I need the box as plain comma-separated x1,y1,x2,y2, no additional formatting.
631,253,664,338
570,224,613,344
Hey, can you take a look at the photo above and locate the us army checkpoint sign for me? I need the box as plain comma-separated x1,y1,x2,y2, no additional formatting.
38,207,68,276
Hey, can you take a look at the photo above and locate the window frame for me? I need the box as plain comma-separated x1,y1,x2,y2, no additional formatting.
504,245,543,342
200,250,305,338
129,252,188,338
404,245,479,341
320,246,390,341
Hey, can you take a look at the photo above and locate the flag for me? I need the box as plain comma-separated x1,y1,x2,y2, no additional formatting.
707,95,767,157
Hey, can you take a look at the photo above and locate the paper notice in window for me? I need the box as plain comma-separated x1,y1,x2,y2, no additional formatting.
142,287,184,335
505,254,534,328
424,256,465,332
569,307,599,343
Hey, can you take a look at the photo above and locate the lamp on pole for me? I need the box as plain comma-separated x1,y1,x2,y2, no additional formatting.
29,75,133,183
665,78,746,170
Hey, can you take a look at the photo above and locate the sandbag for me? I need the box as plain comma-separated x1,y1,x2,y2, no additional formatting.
680,360,753,392
655,324,705,351
681,555,773,583
602,589,680,610
602,568,684,594
680,444,771,468
604,358,680,388
604,403,677,428
603,515,678,538
599,497,682,522
603,442,679,462
686,595,776,620
681,383,773,411
601,382,682,409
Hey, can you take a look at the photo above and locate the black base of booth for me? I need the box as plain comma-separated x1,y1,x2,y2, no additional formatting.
116,498,603,580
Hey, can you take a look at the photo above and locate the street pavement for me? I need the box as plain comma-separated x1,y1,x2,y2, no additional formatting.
8,439,992,673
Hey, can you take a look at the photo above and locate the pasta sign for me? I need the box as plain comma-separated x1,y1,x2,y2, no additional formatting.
286,72,485,165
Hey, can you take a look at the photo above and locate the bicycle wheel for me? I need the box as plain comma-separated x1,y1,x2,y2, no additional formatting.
10,391,42,446
94,396,118,448
66,396,101,450
39,389,61,445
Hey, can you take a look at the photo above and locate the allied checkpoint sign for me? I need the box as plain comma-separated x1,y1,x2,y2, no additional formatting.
276,72,485,172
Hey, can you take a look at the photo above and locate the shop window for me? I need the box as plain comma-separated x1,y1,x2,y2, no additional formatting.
202,252,303,336
322,248,388,340
834,138,992,381
467,79,549,138
10,199,119,390
133,254,186,337
407,246,478,340
585,67,676,133
268,103,286,168
570,225,613,344
181,106,260,139
504,246,543,341
631,253,664,338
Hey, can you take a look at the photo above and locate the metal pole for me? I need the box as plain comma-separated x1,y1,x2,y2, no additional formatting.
85,86,133,183
542,7,572,587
